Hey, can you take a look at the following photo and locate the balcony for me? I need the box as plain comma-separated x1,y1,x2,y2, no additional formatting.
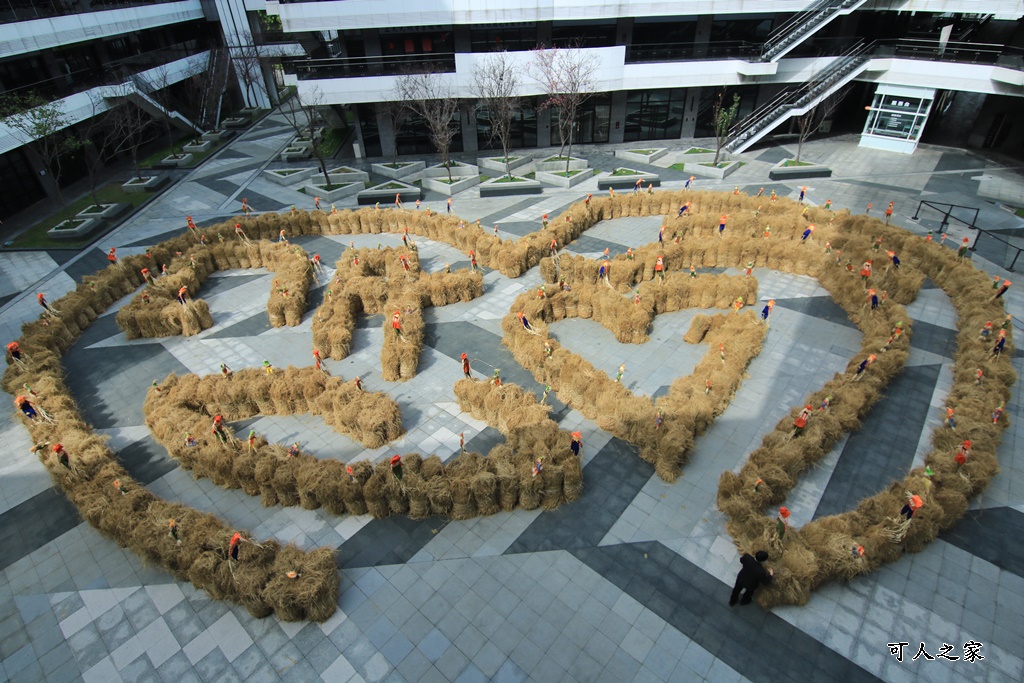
4,39,211,101
625,41,761,64
0,0,181,24
283,52,457,80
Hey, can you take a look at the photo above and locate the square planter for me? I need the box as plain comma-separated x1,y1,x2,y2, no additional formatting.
768,159,833,181
161,153,193,168
422,174,480,195
535,169,593,189
121,175,164,194
280,147,312,162
76,203,130,221
358,180,421,206
422,162,478,179
597,170,661,191
535,156,588,173
239,107,261,117
182,140,213,154
223,117,249,129
686,160,741,180
46,217,102,240
201,129,234,142
371,161,426,180
616,148,668,164
303,182,361,202
327,166,370,185
674,148,719,165
479,175,543,198
476,156,531,174
264,167,315,186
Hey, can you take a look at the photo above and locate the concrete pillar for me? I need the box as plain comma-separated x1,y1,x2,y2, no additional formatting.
616,17,633,46
351,106,366,159
537,108,552,148
212,0,272,108
364,29,382,57
376,104,397,160
461,104,478,153
537,22,552,46
454,25,472,53
681,87,701,139
22,148,60,201
694,15,713,59
609,91,627,144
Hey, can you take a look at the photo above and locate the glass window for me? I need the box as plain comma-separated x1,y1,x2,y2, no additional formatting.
624,89,687,142
470,24,537,52
575,93,611,144
552,21,616,48
0,148,46,220
476,100,537,150
863,93,932,141
379,27,454,56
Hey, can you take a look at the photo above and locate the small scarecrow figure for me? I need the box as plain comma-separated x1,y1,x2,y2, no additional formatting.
957,238,970,261
880,322,903,352
491,369,502,387
113,479,128,496
392,310,403,338
761,299,775,324
792,406,812,438
212,414,228,443
234,223,248,242
184,432,197,448
390,454,403,481
220,363,232,378
570,431,583,457
517,312,537,334
52,443,70,469
248,430,257,453
900,494,923,520
177,286,189,305
733,296,744,313
655,409,663,428
615,364,625,383
776,506,791,540
954,439,971,467
241,197,251,216
887,250,901,270
532,457,544,478
859,260,873,285
801,224,815,242
852,354,876,381
168,519,181,545
654,256,665,282
228,532,243,561
461,353,472,379
6,341,23,364
263,360,274,374
993,402,1004,424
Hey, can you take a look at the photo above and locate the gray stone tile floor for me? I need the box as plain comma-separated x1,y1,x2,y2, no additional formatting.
1,108,1023,682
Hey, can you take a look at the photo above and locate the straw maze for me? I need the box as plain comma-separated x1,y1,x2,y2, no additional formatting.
4,192,1014,618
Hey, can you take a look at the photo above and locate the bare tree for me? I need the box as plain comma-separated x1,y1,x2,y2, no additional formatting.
473,51,522,180
136,66,179,153
0,91,81,219
530,42,598,175
794,86,851,163
712,92,740,166
281,86,333,187
379,96,411,166
229,31,286,108
397,72,460,182
105,85,155,183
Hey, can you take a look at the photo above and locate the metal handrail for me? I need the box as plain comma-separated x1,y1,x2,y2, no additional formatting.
764,0,864,56
728,39,868,140
282,52,457,79
0,0,178,24
912,200,1022,271
625,40,761,63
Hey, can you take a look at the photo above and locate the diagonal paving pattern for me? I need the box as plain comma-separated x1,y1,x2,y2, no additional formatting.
0,119,1022,683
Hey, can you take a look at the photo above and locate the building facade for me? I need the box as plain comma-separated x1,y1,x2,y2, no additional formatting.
262,0,1024,159
3,0,1024,220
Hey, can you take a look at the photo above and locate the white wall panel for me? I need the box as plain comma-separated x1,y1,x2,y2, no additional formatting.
287,50,1024,107
0,1,204,59
0,51,210,156
271,0,1023,31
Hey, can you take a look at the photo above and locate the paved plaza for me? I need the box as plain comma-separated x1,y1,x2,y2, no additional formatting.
0,109,1023,683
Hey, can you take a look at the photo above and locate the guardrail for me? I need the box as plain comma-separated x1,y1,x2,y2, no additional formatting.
0,0,179,24
912,199,1023,272
283,53,457,80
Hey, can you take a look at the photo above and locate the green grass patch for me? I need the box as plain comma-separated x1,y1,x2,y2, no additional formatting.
306,182,352,192
524,171,536,180
700,162,732,168
611,168,642,176
480,175,491,182
550,170,582,177
669,163,687,171
684,147,713,154
328,166,359,174
544,155,574,162
10,183,152,248
627,149,657,155
377,182,408,190
1014,208,1024,219
780,159,813,167
382,162,413,169
273,169,305,176
140,138,223,169
492,175,526,183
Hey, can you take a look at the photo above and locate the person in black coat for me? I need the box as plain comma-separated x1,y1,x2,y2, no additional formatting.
729,550,773,606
